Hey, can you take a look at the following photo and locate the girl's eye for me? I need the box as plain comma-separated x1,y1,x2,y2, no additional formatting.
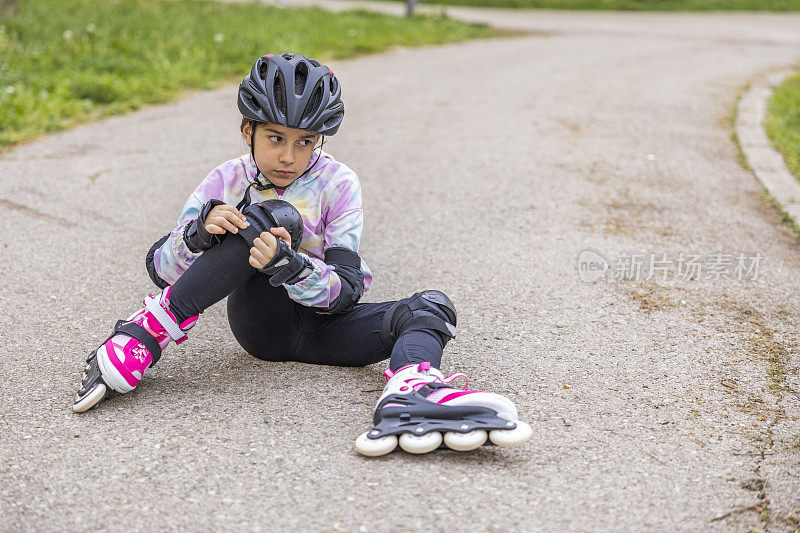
268,135,282,143
300,140,312,146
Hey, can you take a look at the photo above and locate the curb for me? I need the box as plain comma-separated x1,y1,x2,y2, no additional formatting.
736,67,800,224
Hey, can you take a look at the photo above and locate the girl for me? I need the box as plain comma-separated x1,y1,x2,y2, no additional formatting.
73,52,532,456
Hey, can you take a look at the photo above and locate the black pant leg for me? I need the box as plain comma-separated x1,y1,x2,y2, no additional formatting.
164,233,301,360
389,329,444,371
292,301,395,367
293,301,445,370
226,275,302,361
165,233,445,369
168,233,257,322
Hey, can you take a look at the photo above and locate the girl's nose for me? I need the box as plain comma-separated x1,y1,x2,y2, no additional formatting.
279,145,295,165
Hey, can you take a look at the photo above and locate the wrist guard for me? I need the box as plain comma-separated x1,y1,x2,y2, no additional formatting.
184,199,226,253
260,240,314,287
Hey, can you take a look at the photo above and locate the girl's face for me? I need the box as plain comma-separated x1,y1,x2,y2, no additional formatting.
243,122,320,188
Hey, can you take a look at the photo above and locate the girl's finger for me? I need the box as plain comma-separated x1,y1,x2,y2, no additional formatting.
270,227,292,245
206,224,224,235
220,204,244,219
248,255,264,269
226,207,248,226
250,247,268,268
260,231,277,249
222,209,249,229
211,216,239,234
253,237,274,256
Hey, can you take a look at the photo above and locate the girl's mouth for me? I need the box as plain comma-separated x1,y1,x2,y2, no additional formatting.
274,170,294,177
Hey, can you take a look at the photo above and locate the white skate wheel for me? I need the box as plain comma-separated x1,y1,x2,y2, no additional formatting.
444,429,488,451
489,420,533,447
399,431,443,454
73,383,107,413
355,431,398,457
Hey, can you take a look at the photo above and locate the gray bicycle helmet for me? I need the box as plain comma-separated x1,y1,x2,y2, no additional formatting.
238,52,344,136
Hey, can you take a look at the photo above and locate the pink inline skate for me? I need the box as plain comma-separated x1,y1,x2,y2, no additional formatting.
355,362,533,456
73,286,198,412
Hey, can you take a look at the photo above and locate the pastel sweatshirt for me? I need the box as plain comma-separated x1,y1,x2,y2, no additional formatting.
152,150,372,310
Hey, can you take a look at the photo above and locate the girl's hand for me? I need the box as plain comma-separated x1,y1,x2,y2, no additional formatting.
249,227,292,269
204,204,249,235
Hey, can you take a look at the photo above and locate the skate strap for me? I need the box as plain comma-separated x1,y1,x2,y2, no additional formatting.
441,372,469,390
143,294,187,343
111,321,164,365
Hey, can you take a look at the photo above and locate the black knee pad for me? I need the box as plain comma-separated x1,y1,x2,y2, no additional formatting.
381,290,457,348
238,200,303,251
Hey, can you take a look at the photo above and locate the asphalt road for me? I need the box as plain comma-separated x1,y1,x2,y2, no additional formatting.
1,3,799,531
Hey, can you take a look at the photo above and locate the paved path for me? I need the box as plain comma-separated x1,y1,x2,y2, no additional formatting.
1,3,799,531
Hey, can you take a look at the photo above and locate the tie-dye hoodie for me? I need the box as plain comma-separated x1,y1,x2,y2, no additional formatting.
152,149,372,309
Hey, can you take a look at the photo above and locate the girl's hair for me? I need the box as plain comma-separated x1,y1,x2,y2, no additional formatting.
240,117,321,142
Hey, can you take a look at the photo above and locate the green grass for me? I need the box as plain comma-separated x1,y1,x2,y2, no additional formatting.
765,71,800,184
762,191,800,240
728,84,800,242
0,0,503,150
397,0,800,10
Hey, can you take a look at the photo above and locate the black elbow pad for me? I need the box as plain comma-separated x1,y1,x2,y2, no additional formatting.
319,247,365,314
145,234,171,289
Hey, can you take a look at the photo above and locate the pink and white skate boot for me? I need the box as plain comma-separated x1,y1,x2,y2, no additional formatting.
73,286,198,413
355,362,533,456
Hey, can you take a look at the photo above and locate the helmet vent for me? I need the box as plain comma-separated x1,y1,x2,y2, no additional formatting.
258,62,269,80
273,72,287,116
245,90,259,110
323,111,343,129
295,61,308,96
304,84,323,120
329,75,338,95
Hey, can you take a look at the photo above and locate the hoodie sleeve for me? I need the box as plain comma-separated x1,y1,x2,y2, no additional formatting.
282,170,370,310
150,164,229,285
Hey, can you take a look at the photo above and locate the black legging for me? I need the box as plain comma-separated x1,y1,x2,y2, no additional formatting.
165,233,444,370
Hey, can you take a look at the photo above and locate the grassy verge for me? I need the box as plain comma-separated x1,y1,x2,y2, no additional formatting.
761,191,800,240
386,0,800,10
0,0,503,150
765,71,800,184
726,82,800,241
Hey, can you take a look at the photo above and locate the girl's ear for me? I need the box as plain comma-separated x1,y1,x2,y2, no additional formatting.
242,121,252,147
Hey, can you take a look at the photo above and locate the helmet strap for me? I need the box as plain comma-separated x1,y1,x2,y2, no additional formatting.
288,134,324,184
249,120,275,191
